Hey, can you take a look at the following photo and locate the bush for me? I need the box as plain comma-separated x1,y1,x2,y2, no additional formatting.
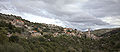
0,43,24,52
9,35,19,43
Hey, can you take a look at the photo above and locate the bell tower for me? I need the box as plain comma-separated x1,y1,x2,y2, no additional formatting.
87,28,91,38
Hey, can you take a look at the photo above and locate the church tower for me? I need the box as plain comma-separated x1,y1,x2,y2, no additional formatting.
88,28,91,36
87,28,91,38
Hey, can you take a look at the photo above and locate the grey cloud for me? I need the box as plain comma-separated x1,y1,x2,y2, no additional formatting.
83,0,120,17
0,0,120,30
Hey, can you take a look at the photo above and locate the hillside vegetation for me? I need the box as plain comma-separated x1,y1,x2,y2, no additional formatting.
0,13,120,52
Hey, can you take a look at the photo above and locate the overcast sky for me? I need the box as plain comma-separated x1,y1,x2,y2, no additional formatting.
0,0,120,30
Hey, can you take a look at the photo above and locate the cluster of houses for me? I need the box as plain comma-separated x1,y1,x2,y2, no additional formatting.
26,26,42,37
8,17,99,39
63,28,99,39
63,28,83,37
10,18,42,37
11,19,24,27
1,13,100,40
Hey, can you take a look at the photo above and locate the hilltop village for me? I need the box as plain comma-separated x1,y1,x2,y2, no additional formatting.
0,13,99,39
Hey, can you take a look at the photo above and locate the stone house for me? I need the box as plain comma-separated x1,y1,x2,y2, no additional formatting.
53,32,59,37
31,32,41,37
7,33,12,37
64,28,73,33
29,30,41,37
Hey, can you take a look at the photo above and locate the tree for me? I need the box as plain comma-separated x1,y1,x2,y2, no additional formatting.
9,35,19,43
0,28,8,44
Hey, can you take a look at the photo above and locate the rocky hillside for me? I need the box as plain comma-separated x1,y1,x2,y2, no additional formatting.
90,28,120,37
90,28,114,36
